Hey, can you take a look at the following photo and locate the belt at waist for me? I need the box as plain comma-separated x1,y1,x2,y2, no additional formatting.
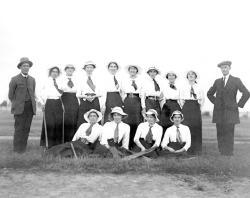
85,93,96,96
126,93,140,98
166,99,178,102
146,96,160,100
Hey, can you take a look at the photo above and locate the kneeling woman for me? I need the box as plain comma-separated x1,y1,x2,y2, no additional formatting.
133,109,163,158
40,66,64,148
72,109,103,153
101,107,130,152
160,111,191,156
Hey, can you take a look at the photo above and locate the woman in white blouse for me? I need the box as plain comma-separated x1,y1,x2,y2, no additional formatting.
180,70,205,155
40,66,64,148
101,107,130,150
102,62,124,123
133,109,163,158
161,71,181,133
59,64,79,143
121,65,144,149
161,110,191,156
76,61,103,127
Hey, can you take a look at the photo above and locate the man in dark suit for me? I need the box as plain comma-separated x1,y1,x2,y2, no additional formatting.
207,61,250,156
8,57,36,153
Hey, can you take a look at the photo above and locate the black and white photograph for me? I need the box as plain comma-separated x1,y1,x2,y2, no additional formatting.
0,0,250,197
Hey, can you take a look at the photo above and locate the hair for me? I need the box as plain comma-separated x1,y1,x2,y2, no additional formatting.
107,62,119,69
88,111,99,118
128,65,138,73
48,66,61,77
186,71,197,79
147,69,158,75
166,73,177,79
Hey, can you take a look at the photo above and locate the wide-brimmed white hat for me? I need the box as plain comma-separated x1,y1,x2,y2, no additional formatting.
146,66,161,75
109,106,127,120
185,70,199,80
84,109,102,123
170,110,184,122
106,61,120,71
83,61,96,70
64,64,76,71
145,109,159,122
125,65,142,75
165,71,177,79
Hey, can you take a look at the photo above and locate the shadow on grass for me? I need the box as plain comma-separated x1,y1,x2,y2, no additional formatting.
1,140,250,178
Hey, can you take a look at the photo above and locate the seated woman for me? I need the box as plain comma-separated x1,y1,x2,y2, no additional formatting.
160,110,191,156
133,109,163,158
101,107,130,157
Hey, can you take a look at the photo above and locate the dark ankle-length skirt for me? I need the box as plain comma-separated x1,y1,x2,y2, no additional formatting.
77,98,100,128
61,92,79,143
104,92,123,123
182,100,202,155
40,99,63,148
133,138,159,158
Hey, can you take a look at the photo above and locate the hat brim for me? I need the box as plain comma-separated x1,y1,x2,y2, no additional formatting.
83,64,96,70
125,65,142,75
109,112,128,121
64,66,76,71
84,109,103,123
147,69,160,75
170,114,184,122
17,60,33,69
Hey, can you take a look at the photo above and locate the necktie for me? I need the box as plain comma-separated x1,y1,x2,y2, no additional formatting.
145,126,153,143
114,123,119,143
176,126,182,143
190,86,197,99
114,76,119,89
131,80,138,91
87,76,96,92
53,79,63,94
85,123,94,136
67,78,74,88
170,83,177,90
153,79,160,91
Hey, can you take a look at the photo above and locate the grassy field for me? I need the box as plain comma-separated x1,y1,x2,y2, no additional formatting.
1,110,250,197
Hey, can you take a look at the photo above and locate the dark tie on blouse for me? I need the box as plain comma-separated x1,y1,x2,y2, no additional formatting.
190,86,197,99
114,76,119,89
145,126,153,143
67,78,74,88
153,79,160,91
131,80,138,91
170,83,177,90
176,126,182,143
87,76,96,92
53,78,63,94
85,123,94,136
114,123,119,143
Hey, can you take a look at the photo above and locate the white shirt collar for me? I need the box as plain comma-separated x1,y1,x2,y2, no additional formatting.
21,73,28,78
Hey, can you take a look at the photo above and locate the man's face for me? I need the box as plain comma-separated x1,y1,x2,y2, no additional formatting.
146,114,156,125
50,69,59,79
113,113,122,123
148,70,158,79
88,112,98,123
173,114,182,126
220,65,231,76
20,63,31,75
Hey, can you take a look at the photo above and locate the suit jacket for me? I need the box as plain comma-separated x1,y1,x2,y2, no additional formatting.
207,75,250,124
8,73,36,115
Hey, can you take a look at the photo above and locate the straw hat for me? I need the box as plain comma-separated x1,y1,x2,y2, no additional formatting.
109,107,127,120
146,66,161,75
64,64,75,71
84,109,102,123
83,61,96,70
145,109,159,122
170,110,184,122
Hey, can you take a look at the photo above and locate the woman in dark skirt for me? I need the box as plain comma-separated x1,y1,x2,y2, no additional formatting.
103,62,123,123
161,71,181,134
59,64,79,143
180,70,205,155
76,61,102,127
121,65,144,149
40,66,64,148
142,66,164,119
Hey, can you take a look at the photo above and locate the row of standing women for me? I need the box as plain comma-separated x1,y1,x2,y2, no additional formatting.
40,61,205,155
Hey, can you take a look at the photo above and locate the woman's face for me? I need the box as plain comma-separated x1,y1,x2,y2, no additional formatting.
108,63,119,75
187,71,197,82
148,70,158,79
85,65,95,75
146,114,156,125
50,69,59,79
88,112,98,123
113,113,122,123
167,73,176,83
65,68,75,76
128,66,138,77
173,114,182,126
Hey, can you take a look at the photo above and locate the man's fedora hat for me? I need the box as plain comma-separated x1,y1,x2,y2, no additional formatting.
17,57,33,69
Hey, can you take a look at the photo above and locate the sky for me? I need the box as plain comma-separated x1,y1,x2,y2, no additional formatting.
0,0,250,111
